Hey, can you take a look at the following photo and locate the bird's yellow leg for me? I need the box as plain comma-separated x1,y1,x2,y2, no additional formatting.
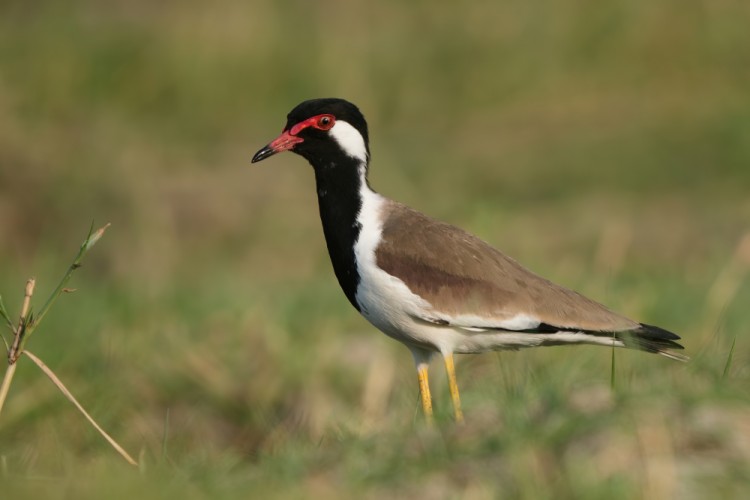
443,353,464,423
417,363,433,422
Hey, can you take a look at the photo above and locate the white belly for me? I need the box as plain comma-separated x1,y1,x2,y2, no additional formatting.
355,263,439,348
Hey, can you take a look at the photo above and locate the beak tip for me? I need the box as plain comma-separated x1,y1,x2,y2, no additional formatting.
251,146,274,164
252,131,302,164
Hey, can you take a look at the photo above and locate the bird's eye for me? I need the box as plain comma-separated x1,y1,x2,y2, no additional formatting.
317,115,335,130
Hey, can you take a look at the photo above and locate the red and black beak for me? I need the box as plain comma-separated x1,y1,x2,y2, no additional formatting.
251,130,304,163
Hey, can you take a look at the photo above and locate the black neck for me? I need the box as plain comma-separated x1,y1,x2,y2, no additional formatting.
310,156,368,311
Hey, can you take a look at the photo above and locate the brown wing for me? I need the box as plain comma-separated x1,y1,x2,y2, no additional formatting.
375,202,638,332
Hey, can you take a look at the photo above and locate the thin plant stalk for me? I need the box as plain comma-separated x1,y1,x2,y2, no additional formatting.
722,338,736,380
0,223,136,466
610,342,616,390
10,223,110,363
162,408,170,462
0,279,35,417
0,295,13,330
0,364,17,418
24,350,137,466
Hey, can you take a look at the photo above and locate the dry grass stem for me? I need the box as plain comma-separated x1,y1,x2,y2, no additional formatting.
0,224,133,468
0,279,36,420
23,350,138,466
0,364,17,419
9,278,36,364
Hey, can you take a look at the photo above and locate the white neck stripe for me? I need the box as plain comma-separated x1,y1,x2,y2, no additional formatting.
329,120,368,163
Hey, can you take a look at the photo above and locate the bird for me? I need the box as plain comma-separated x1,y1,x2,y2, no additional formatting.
251,98,686,423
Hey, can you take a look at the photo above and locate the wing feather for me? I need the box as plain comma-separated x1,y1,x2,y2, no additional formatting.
375,202,638,333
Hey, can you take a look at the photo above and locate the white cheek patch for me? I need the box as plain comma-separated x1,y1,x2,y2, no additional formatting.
329,120,368,162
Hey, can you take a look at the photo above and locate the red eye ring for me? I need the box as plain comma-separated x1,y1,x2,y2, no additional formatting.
288,114,336,136
316,114,335,130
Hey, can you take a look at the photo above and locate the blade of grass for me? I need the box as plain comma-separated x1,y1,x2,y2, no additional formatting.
10,223,110,360
162,408,170,462
3,225,110,423
0,295,12,350
721,338,736,380
33,222,110,329
0,295,13,330
23,350,138,466
610,335,616,390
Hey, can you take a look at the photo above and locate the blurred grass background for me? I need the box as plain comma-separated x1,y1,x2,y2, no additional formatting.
1,0,749,497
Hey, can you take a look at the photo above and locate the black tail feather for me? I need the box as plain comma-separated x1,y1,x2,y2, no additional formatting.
618,323,687,361
533,321,687,360
494,321,688,361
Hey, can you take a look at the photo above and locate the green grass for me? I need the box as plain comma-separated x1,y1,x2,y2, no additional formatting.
1,0,750,497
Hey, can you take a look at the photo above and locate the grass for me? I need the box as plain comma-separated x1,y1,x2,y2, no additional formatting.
1,0,749,497
0,224,138,467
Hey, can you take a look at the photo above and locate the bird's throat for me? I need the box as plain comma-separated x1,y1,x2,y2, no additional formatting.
312,158,371,311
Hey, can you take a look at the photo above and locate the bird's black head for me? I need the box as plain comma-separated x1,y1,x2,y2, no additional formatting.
251,98,370,167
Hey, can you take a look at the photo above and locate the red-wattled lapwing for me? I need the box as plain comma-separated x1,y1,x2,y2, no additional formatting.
251,98,687,422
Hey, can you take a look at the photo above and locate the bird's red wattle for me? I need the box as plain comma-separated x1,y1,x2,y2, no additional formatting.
268,130,304,152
